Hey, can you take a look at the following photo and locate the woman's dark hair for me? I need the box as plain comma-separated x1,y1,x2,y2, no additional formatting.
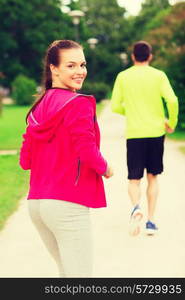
26,40,82,123
133,41,152,62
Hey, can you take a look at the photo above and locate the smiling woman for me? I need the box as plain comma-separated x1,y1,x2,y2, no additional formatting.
50,47,87,91
19,39,113,278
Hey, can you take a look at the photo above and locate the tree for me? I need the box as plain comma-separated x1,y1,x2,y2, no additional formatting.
128,0,170,42
76,0,129,88
122,1,185,130
11,74,37,105
0,0,73,87
142,2,185,130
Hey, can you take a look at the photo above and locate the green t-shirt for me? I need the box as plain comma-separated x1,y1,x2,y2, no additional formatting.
111,65,179,139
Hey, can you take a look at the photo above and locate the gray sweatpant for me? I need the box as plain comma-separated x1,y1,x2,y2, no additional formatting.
28,199,93,277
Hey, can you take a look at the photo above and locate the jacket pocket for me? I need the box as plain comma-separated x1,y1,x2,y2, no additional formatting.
75,158,81,186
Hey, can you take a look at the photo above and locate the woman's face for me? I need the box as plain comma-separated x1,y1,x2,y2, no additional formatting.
51,48,87,91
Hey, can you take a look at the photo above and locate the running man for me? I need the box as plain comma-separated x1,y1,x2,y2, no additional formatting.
111,41,179,236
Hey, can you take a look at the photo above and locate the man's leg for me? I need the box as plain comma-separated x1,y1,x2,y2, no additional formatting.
128,179,143,236
127,138,145,236
145,172,159,235
145,135,164,234
146,173,158,222
128,179,141,207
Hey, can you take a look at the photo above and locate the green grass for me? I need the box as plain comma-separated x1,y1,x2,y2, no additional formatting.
0,105,29,150
0,104,30,230
0,154,29,230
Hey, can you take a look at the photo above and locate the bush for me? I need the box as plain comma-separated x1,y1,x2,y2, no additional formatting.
81,81,110,102
11,74,37,106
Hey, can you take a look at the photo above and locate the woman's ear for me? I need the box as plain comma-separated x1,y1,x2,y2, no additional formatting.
50,64,54,72
50,64,59,76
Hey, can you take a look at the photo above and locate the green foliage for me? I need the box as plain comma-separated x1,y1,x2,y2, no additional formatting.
141,0,170,13
0,0,185,127
0,0,73,86
85,45,124,88
81,81,110,102
78,0,128,86
79,0,126,46
127,0,170,42
11,75,37,106
125,1,185,131
0,154,29,230
143,7,171,33
141,2,185,131
165,54,185,131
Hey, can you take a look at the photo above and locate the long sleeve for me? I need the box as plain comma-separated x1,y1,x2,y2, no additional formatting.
111,73,125,115
19,127,32,170
63,97,107,175
160,72,179,129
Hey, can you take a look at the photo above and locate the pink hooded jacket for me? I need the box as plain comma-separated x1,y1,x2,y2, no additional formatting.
19,88,107,208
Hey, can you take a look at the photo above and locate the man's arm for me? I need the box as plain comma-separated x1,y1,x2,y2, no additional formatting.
111,73,125,115
160,72,179,131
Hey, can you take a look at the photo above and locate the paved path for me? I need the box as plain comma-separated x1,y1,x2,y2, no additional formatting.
0,101,185,278
0,150,18,155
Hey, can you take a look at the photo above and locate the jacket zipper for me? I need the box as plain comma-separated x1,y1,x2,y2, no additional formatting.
75,158,81,186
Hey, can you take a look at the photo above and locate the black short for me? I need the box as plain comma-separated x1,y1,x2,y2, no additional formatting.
126,135,165,179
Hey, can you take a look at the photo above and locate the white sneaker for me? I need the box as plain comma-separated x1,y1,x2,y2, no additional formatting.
129,205,143,236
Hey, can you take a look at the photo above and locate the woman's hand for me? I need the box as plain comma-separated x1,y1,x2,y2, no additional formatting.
103,165,114,179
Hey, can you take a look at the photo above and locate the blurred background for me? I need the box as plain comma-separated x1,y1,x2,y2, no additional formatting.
0,0,185,230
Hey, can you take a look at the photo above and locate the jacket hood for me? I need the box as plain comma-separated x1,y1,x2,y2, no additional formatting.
27,109,64,142
26,90,95,142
